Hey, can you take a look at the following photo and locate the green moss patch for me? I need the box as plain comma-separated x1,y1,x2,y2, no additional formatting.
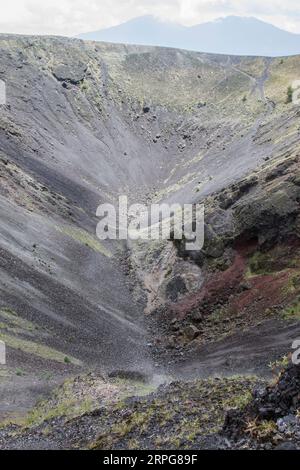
283,272,300,295
247,251,276,277
246,247,300,279
56,225,112,258
0,333,82,366
281,300,300,320
0,308,37,335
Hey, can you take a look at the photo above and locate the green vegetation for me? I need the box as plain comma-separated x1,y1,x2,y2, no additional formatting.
286,85,294,104
80,79,89,92
4,373,158,431
25,397,94,428
247,251,274,277
91,375,261,450
15,368,26,377
264,55,300,107
0,308,38,335
2,373,260,449
245,419,277,442
223,389,253,409
281,299,300,320
0,332,82,366
56,225,112,258
283,272,300,294
268,355,289,376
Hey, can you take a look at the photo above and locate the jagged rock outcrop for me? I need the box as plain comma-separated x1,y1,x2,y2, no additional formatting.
224,363,300,449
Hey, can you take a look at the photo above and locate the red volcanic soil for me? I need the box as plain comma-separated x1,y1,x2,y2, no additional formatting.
229,270,292,316
171,252,247,319
171,239,300,322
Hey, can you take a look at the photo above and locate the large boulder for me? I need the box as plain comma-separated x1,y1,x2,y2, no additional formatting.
52,62,87,84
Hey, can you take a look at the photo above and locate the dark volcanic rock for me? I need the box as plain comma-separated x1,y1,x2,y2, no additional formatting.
165,276,187,301
275,441,298,450
224,364,300,447
53,62,87,84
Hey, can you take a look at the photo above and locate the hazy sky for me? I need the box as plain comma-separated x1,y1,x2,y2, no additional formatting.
0,0,299,36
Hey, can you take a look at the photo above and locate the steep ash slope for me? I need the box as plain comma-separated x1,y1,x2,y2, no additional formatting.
0,36,299,422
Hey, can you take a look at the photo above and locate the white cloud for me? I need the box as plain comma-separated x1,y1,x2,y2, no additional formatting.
0,0,299,36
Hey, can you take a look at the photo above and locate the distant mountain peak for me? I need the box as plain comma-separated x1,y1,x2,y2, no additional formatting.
122,14,161,24
78,15,300,57
217,15,261,21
